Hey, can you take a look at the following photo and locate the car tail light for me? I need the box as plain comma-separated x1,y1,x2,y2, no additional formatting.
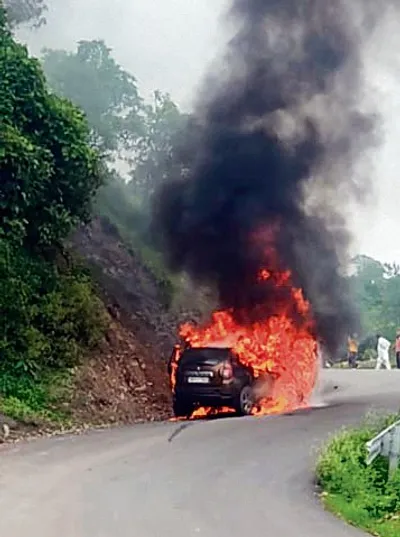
221,361,233,380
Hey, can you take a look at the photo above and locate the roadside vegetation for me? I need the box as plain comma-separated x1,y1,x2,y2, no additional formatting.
0,1,187,430
0,3,108,426
316,413,400,537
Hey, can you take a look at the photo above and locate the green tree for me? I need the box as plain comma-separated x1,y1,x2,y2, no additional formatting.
350,255,400,344
0,13,102,253
130,91,188,201
3,0,46,28
41,39,188,247
41,40,188,205
42,40,145,156
0,4,106,386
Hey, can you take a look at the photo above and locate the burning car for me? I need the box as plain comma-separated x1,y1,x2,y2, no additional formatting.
168,344,276,418
168,289,319,420
152,0,368,421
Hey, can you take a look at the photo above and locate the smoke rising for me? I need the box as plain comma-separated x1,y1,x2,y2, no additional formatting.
152,0,394,356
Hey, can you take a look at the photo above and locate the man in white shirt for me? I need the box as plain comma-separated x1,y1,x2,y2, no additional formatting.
376,333,391,370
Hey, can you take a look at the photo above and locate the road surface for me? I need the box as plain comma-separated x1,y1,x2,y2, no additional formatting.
0,370,399,537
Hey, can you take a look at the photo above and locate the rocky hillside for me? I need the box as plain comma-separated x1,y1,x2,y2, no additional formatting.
71,216,214,352
66,216,213,427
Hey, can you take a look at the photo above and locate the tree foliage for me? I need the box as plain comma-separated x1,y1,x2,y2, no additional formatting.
42,40,145,155
130,90,188,201
1,17,102,252
350,254,400,345
0,5,106,388
0,240,106,376
41,40,187,202
3,0,46,28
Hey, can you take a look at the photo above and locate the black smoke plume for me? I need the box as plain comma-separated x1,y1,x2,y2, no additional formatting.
152,0,391,357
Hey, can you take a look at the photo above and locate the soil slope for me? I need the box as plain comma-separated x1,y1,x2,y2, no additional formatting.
68,216,212,426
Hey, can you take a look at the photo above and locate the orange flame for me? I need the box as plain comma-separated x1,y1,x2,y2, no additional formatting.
169,344,181,391
172,268,318,419
258,269,270,281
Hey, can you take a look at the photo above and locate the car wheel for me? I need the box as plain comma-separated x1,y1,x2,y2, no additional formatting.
173,397,193,419
235,385,254,416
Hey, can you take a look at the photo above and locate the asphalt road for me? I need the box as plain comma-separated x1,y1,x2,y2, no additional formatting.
0,370,399,537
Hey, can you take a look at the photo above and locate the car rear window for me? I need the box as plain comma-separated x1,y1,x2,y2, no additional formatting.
181,347,232,362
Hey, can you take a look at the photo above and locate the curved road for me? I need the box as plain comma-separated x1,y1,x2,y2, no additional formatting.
0,370,399,537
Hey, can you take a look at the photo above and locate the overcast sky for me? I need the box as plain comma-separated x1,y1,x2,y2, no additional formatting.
17,0,400,265
19,0,230,108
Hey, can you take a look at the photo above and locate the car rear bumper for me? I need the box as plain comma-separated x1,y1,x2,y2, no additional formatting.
174,385,240,406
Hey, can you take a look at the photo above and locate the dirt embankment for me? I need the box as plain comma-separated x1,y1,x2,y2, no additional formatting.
71,316,172,425
67,216,213,427
0,216,212,443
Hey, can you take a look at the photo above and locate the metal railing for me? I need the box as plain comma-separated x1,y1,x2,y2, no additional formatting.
366,419,400,480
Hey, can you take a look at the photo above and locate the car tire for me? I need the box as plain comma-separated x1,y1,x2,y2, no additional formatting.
172,397,193,419
235,385,254,416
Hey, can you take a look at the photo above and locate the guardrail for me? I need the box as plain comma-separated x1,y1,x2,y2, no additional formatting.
366,419,400,480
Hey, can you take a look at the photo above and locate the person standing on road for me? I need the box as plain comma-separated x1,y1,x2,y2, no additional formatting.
376,333,391,370
347,333,359,368
395,330,400,369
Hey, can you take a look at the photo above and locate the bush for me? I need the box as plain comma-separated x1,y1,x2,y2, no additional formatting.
0,370,74,424
0,239,108,425
316,414,400,536
0,239,108,377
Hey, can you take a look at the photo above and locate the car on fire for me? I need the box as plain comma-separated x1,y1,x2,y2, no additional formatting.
168,345,273,418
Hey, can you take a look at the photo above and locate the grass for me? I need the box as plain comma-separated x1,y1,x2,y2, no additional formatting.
316,413,400,537
0,369,75,427
323,493,400,537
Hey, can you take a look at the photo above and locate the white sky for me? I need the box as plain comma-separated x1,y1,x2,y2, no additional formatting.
16,0,400,265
